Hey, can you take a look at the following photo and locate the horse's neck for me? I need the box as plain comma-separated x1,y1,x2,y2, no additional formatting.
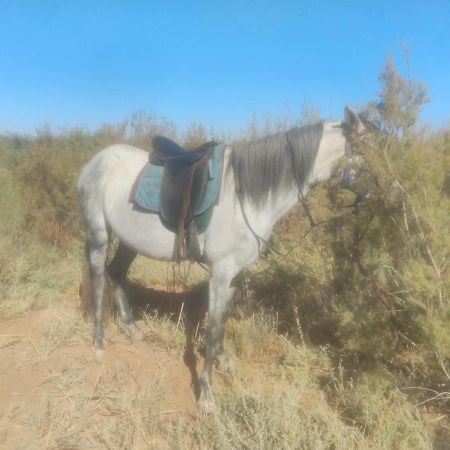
244,185,300,240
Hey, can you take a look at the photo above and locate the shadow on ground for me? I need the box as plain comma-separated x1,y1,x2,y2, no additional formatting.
125,280,208,323
125,280,209,398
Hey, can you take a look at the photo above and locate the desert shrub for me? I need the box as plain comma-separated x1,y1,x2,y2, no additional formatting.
15,128,100,243
240,60,450,428
0,163,24,235
180,328,432,450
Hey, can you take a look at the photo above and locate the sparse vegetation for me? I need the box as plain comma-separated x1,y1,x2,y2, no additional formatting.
1,56,449,448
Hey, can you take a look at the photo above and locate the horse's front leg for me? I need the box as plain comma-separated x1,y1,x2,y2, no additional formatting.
198,265,236,411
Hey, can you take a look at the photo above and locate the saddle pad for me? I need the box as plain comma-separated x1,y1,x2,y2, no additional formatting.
134,143,227,232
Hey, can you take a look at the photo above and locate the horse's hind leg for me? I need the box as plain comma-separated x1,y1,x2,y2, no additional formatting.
86,236,109,361
107,242,142,339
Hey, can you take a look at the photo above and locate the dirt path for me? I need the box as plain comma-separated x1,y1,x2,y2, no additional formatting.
0,298,200,449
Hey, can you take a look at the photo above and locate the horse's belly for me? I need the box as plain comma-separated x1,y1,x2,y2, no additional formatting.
102,150,177,260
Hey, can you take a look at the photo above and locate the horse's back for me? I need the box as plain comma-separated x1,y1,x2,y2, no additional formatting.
78,144,147,192
77,145,149,237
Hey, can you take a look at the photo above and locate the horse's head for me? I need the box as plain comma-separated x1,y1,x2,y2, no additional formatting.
338,106,371,206
307,106,370,206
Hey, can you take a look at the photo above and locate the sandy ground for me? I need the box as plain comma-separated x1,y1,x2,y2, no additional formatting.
0,291,207,449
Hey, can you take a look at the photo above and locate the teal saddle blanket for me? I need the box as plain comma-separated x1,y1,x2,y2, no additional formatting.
134,143,227,233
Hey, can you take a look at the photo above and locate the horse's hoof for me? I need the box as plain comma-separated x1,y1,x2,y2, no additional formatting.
94,348,105,364
128,323,144,341
120,322,144,342
197,394,216,414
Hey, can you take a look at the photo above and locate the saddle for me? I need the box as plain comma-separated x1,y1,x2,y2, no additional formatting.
150,136,217,260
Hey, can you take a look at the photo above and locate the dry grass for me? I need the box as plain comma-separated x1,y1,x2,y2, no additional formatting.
0,237,82,319
0,242,441,449
3,363,173,449
0,307,194,449
0,301,436,450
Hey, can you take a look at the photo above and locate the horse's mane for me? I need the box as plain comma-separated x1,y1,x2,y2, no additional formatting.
231,122,324,206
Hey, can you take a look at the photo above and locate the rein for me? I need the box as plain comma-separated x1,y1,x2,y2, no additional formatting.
235,128,361,259
235,177,286,257
287,130,358,236
234,123,396,319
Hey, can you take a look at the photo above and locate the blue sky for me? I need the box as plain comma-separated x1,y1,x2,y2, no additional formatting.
1,1,449,134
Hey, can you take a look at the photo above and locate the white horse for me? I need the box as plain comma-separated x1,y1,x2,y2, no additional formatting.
77,106,367,409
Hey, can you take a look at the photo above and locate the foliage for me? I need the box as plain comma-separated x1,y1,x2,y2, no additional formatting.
240,57,450,439
365,53,429,137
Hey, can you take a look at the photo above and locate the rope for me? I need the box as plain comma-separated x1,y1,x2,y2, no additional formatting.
236,189,286,257
235,174,355,260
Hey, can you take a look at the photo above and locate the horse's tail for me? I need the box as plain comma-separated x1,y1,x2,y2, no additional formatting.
79,242,114,322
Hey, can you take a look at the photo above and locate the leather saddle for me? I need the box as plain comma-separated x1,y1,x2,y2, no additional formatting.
150,136,217,260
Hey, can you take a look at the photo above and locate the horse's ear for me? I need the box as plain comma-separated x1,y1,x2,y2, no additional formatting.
344,106,365,133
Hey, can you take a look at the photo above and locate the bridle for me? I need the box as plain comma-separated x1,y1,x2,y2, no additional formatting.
340,122,371,158
235,124,370,258
289,123,370,229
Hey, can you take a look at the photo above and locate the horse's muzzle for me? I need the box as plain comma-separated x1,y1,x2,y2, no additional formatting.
340,165,369,208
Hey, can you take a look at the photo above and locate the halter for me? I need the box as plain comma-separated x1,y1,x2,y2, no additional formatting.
286,124,371,239
235,125,368,258
340,122,371,158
